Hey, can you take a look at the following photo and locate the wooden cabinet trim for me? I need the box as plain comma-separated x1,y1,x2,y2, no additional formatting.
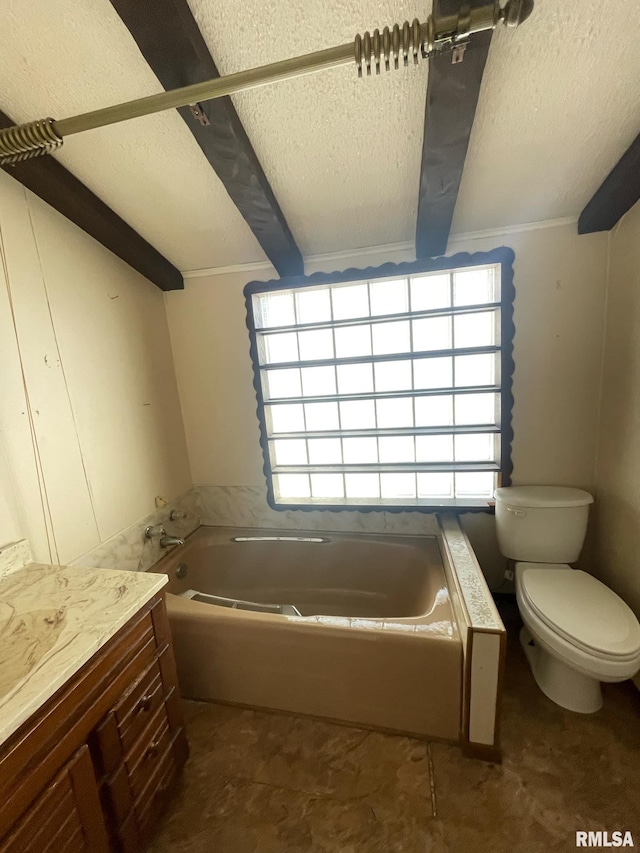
68,745,110,853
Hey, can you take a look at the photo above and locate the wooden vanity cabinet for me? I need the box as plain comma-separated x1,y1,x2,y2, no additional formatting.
0,594,188,853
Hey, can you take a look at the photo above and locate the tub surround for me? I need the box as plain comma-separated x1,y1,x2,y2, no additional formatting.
439,515,504,631
438,515,506,760
196,484,443,535
0,539,32,580
70,487,200,574
0,561,167,748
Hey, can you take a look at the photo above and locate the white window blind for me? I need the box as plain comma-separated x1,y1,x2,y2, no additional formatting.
248,263,506,508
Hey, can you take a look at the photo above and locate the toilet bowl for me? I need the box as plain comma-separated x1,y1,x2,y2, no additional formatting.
495,486,640,713
515,563,640,712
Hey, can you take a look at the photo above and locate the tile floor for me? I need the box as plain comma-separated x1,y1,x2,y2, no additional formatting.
149,601,640,852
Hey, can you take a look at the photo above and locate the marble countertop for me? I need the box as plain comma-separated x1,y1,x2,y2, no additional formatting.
0,561,167,748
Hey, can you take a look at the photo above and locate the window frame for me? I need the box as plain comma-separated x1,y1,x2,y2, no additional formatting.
244,248,515,513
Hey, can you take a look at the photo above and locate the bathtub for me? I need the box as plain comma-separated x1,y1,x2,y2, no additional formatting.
151,525,465,741
152,527,463,740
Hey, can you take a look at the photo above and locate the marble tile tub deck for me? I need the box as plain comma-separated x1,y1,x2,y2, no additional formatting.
149,600,640,853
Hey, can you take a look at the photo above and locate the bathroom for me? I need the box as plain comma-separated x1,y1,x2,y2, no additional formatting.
0,0,639,851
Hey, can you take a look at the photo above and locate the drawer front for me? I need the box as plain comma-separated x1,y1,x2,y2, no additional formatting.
115,729,184,853
135,746,177,841
115,727,187,850
125,705,172,802
89,639,161,778
134,728,189,843
102,762,133,825
115,660,164,754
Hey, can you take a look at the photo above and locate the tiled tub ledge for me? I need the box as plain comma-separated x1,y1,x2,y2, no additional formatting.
438,513,506,761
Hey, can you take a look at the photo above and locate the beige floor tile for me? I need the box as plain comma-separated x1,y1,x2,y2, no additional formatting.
149,703,435,853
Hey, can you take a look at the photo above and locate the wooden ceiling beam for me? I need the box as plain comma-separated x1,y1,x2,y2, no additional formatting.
416,0,492,259
0,110,183,291
578,134,640,234
108,0,303,278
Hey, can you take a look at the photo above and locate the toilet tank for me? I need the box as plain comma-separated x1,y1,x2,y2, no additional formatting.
494,486,594,563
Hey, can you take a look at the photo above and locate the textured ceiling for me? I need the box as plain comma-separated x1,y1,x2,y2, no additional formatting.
0,0,639,272
0,0,268,270
188,0,429,257
452,0,640,234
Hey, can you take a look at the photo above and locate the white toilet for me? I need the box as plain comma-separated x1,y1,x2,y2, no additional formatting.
494,486,640,713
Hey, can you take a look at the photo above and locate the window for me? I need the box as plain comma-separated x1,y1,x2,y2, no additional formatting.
245,250,514,511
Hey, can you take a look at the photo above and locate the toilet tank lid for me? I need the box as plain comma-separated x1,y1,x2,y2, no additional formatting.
494,486,594,508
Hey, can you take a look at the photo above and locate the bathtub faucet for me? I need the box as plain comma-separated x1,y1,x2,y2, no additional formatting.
160,533,185,548
144,525,185,548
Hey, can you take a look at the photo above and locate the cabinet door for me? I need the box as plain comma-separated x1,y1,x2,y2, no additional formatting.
0,745,109,853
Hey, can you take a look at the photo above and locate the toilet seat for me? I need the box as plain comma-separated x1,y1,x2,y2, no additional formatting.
517,564,640,661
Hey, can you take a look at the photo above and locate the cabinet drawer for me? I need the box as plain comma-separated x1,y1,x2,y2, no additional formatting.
115,659,164,755
102,762,133,826
113,728,188,853
125,705,172,802
117,743,175,853
135,745,177,841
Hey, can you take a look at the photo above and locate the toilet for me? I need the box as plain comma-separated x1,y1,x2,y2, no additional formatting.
494,486,640,713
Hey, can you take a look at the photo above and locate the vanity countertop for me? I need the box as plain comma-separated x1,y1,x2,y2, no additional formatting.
0,562,167,748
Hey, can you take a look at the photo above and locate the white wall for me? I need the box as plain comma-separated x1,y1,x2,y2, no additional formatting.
0,445,22,549
166,221,608,588
0,171,192,564
593,200,640,617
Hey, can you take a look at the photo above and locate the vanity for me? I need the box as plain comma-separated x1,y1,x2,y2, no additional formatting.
0,558,188,852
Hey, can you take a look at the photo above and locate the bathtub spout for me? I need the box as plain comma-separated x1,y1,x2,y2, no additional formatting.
144,524,184,548
160,533,185,548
